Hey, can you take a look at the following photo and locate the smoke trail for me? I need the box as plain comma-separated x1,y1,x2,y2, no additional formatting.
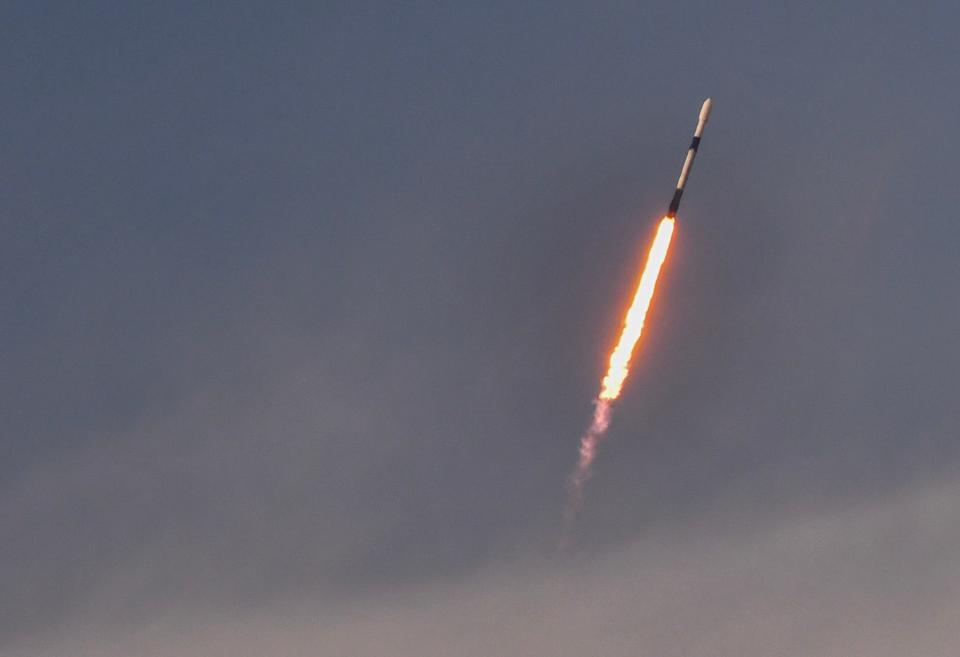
564,398,611,527
565,217,675,535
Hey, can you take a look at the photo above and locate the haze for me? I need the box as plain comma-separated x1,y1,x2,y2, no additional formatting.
3,2,959,655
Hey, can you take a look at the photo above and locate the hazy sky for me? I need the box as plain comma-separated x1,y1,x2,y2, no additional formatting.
3,2,960,655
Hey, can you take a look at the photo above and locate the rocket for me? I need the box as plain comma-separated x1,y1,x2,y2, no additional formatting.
666,98,712,218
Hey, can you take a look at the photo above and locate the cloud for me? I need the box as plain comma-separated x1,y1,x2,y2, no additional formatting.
10,476,959,657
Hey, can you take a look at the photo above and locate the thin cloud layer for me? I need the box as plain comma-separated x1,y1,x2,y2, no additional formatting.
11,478,959,657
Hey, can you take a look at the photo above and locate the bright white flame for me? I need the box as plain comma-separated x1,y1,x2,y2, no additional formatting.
599,217,675,400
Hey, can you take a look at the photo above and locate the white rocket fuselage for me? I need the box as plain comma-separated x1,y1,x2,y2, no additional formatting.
667,98,712,218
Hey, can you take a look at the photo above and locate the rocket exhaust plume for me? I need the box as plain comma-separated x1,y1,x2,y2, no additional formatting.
598,217,675,403
565,218,675,522
564,99,711,536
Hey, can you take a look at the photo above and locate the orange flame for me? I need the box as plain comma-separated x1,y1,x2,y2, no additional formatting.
599,217,675,400
564,217,675,539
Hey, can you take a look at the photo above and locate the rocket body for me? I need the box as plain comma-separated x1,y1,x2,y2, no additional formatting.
666,98,712,218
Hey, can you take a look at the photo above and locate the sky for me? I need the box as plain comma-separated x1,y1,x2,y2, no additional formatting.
2,1,959,655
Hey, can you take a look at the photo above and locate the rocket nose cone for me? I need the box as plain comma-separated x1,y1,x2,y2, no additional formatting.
699,98,713,123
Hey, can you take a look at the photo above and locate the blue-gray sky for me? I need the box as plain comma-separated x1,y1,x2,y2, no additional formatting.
4,2,960,654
